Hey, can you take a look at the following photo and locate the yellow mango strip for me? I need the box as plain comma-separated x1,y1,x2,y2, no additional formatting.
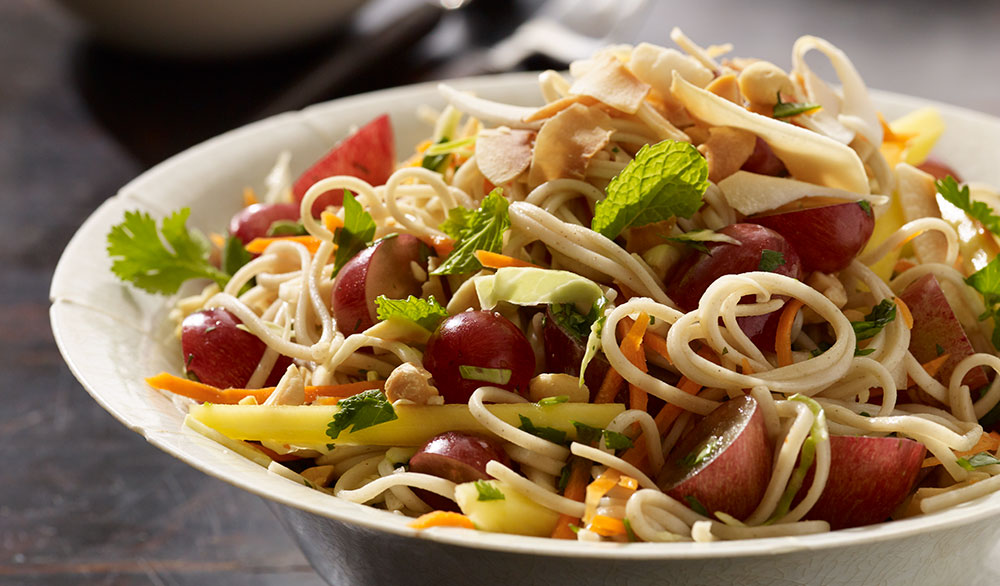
189,402,625,447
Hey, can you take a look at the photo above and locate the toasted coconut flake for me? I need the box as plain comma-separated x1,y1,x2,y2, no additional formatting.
718,171,887,216
524,95,599,123
670,27,721,74
569,54,650,115
738,61,795,107
699,127,756,183
529,103,614,187
705,73,741,104
475,127,535,186
791,36,883,147
628,42,714,95
897,163,948,264
671,72,870,195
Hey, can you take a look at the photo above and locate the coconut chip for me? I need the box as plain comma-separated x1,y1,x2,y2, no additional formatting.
569,54,650,115
475,127,535,186
528,103,614,187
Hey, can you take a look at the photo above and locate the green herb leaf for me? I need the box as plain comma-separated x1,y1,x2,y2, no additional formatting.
549,303,593,340
957,452,1000,470
374,295,448,331
458,365,512,385
107,208,231,295
266,220,308,237
421,137,451,172
538,395,569,406
854,347,876,356
681,436,724,468
856,200,873,218
592,140,709,240
851,299,897,340
433,189,510,275
773,94,822,118
221,234,254,278
937,176,1000,236
557,463,572,492
571,421,634,450
518,415,567,445
758,249,786,272
325,389,397,440
965,256,1000,350
332,191,376,277
684,495,709,517
474,479,506,501
603,429,634,451
666,229,740,255
623,517,638,542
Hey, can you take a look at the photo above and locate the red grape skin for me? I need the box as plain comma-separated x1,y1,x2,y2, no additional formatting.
228,202,301,245
423,310,536,403
409,431,510,484
181,307,290,389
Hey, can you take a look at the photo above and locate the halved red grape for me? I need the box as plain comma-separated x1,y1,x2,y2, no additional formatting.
749,200,875,273
423,310,535,403
181,307,290,389
409,431,510,484
228,202,301,245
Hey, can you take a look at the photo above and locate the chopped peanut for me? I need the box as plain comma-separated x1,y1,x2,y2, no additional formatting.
384,363,441,405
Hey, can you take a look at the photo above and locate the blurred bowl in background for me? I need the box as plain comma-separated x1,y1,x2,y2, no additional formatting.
51,0,370,58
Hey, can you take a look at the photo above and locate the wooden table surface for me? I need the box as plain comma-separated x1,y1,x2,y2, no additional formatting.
5,0,1000,584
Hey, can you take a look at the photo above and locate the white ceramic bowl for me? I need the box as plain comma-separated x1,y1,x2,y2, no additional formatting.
52,0,368,58
50,73,1000,585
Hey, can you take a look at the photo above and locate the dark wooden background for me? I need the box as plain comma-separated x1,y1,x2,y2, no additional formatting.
5,0,1000,584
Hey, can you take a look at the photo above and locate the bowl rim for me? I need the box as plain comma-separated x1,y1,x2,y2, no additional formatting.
50,71,1000,561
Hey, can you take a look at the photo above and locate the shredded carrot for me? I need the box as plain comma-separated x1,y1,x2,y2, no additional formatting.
894,296,914,329
415,139,432,154
210,233,226,249
922,431,1000,468
588,515,627,537
428,234,455,258
741,358,754,375
776,299,805,367
906,353,951,388
551,457,591,539
583,469,620,524
622,312,650,413
614,281,640,302
618,475,639,491
893,259,917,274
146,371,382,405
524,95,599,122
643,330,671,364
593,369,624,404
243,186,259,207
474,250,541,269
252,442,302,462
245,235,326,255
321,210,344,232
408,510,475,530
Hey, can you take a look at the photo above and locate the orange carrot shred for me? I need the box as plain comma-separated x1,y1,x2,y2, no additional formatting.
893,259,917,274
906,353,952,388
474,250,541,269
551,457,591,539
643,330,671,364
594,369,624,404
741,358,754,375
894,296,914,329
409,511,475,530
210,233,226,249
429,234,455,258
776,299,805,367
588,514,627,537
622,312,650,413
922,431,1000,468
245,235,326,255
321,210,344,232
146,371,382,405
243,186,259,207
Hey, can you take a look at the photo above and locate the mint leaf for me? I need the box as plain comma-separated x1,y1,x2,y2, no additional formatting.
851,299,897,340
966,257,1000,350
374,295,448,331
773,94,821,118
433,189,510,275
937,176,1000,236
474,479,506,501
332,191,376,277
518,415,567,445
758,249,786,272
325,389,397,440
957,452,1000,471
592,140,709,240
107,208,230,294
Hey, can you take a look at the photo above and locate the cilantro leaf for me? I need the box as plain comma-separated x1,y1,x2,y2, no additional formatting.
433,189,510,275
666,229,740,255
592,140,709,240
374,295,448,331
966,256,1000,350
474,479,506,501
856,200,873,218
325,389,397,440
458,365,512,385
332,191,376,277
773,94,821,118
758,249,786,272
684,495,709,516
851,299,897,340
603,429,634,451
518,415,567,445
937,176,1000,236
266,220,308,237
107,208,230,295
221,234,253,277
571,421,634,450
549,303,593,340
